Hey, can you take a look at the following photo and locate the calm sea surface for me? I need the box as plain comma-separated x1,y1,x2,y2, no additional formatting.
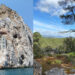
0,68,33,75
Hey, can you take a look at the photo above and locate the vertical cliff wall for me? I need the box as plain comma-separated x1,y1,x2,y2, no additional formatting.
0,5,33,68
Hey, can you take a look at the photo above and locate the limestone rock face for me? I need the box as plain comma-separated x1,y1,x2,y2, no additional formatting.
0,5,33,68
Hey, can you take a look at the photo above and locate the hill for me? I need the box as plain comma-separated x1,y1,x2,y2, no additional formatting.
39,37,65,48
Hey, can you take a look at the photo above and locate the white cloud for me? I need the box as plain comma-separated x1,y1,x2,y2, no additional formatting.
33,20,75,37
34,0,68,16
33,20,67,31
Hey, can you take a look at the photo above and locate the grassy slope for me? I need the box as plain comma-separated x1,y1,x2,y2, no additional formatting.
39,37,65,48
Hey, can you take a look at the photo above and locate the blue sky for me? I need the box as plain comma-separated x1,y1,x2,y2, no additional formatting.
34,0,75,38
0,0,33,30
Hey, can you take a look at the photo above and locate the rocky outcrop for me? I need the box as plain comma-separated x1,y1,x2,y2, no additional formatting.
34,60,42,75
0,4,33,68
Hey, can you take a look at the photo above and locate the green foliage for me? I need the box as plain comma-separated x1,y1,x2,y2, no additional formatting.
51,59,62,64
63,37,75,52
33,42,42,58
33,32,41,42
33,32,75,58
48,54,53,57
56,54,62,57
54,59,62,64
33,32,43,58
58,45,64,51
44,46,53,52
39,37,64,48
67,52,75,57
67,56,72,62
46,60,51,65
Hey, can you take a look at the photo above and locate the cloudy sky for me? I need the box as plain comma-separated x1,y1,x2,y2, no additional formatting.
0,0,33,30
34,0,75,38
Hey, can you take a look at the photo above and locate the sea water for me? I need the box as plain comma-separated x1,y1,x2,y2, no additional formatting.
0,68,33,75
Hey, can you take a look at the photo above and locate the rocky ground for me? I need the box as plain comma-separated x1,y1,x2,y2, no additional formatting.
35,55,75,75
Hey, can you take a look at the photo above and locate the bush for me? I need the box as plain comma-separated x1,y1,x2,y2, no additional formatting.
48,54,53,57
67,52,75,57
56,54,63,58
44,46,53,52
46,60,51,65
67,56,72,62
54,59,62,64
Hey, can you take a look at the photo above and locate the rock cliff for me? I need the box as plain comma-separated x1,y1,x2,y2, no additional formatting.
0,4,33,68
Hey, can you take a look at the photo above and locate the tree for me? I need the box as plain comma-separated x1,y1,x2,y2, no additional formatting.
44,46,53,52
33,32,41,42
33,42,42,58
58,0,75,52
33,32,42,58
58,45,65,53
57,0,75,39
63,37,75,52
58,0,75,24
